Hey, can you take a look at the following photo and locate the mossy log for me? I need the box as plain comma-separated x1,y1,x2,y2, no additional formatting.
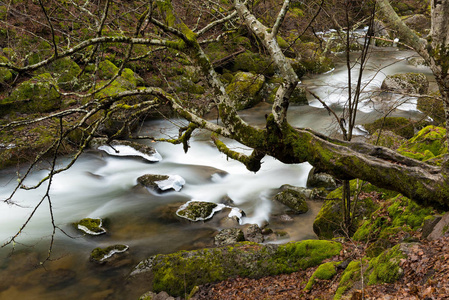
131,240,342,297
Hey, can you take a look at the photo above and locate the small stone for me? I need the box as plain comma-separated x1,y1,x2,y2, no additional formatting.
243,224,264,243
214,228,245,246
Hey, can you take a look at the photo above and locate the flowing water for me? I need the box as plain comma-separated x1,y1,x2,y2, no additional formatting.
0,48,432,299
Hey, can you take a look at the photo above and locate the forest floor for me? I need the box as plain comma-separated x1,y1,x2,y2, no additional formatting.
192,235,449,300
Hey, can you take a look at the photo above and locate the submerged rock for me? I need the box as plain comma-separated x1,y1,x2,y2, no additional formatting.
92,138,162,162
90,244,129,263
137,174,185,192
39,268,76,289
75,218,106,235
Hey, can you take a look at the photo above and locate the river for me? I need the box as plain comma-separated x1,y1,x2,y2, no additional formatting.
0,48,432,299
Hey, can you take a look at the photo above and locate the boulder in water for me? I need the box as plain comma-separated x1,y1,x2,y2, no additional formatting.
176,200,221,221
92,138,162,162
243,224,264,243
381,72,429,94
75,218,106,235
90,244,129,264
137,174,185,192
274,188,309,214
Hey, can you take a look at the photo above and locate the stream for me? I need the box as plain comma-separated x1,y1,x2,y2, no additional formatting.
0,48,432,299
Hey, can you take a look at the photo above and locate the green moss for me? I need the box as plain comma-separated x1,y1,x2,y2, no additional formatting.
274,189,309,213
176,201,218,221
173,76,205,94
48,57,82,91
268,240,342,273
313,181,385,239
225,71,265,110
305,261,339,291
75,218,105,234
387,195,433,228
353,195,434,245
144,240,341,297
232,51,276,76
364,117,415,139
334,259,366,299
300,54,334,74
367,244,405,285
121,68,145,87
398,125,447,159
98,59,119,80
1,73,61,115
365,130,406,150
91,244,128,262
334,245,405,298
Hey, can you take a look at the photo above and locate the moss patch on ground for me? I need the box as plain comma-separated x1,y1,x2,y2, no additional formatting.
305,261,340,291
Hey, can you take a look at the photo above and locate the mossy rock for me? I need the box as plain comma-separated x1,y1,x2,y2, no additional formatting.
274,189,309,213
381,72,429,94
98,59,119,80
353,194,434,244
90,244,129,263
397,125,447,161
26,41,52,66
313,180,384,239
48,57,82,91
334,258,368,299
176,201,220,221
1,73,61,115
402,14,430,35
300,52,334,74
417,96,445,125
131,240,342,297
137,174,170,190
365,130,407,150
214,228,245,246
225,71,265,110
335,244,406,299
364,117,415,139
0,55,13,85
74,218,106,235
231,51,276,76
172,76,205,94
121,68,145,87
305,261,340,291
